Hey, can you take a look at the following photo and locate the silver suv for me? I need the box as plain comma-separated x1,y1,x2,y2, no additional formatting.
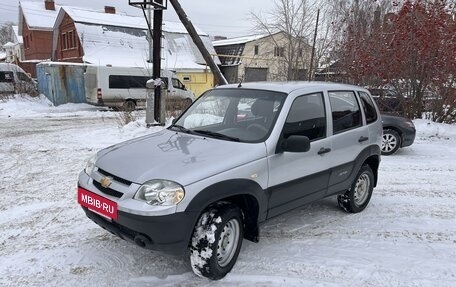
78,82,382,280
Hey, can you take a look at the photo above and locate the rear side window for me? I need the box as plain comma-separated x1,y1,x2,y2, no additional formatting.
109,75,149,89
358,91,378,124
283,93,326,141
0,71,14,83
329,91,362,134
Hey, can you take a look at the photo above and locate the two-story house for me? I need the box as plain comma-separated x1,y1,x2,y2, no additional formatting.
213,31,312,83
18,0,60,76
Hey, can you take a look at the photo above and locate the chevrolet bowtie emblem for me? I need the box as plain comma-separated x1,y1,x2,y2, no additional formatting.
100,176,113,188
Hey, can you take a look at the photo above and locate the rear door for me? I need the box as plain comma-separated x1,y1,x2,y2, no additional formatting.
267,92,332,218
326,90,369,194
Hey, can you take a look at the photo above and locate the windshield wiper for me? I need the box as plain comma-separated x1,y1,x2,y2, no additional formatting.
169,124,194,134
193,130,240,142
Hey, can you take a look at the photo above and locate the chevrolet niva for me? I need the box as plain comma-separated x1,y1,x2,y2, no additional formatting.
78,82,382,280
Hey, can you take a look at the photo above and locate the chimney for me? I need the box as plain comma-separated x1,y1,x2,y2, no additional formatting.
104,6,116,14
45,0,55,11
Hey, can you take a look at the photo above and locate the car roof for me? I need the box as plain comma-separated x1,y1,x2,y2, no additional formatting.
216,81,368,94
0,63,26,73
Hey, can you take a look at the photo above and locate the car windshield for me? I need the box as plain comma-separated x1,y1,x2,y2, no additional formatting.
171,88,286,143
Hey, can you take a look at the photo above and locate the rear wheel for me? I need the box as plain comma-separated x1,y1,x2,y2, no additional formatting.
382,129,401,155
123,100,136,111
190,203,243,280
338,165,374,213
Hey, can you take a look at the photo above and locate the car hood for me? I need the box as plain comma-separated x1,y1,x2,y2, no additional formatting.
96,129,267,186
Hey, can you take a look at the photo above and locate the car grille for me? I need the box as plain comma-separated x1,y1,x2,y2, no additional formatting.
98,168,133,186
94,168,132,198
93,180,124,198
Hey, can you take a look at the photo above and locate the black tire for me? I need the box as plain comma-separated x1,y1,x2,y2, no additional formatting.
185,98,193,106
190,203,243,280
381,128,401,155
338,165,374,213
123,100,136,112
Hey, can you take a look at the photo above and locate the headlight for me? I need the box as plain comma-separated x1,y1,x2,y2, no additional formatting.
134,180,185,206
84,154,97,175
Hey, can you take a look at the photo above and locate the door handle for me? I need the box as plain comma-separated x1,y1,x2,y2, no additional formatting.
358,136,369,143
318,147,331,155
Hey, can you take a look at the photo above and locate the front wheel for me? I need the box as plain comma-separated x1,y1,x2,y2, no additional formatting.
338,165,374,213
190,203,243,280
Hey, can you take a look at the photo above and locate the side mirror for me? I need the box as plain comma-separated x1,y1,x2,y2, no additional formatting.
281,135,311,153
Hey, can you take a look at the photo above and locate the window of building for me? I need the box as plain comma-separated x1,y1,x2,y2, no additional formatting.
329,91,362,134
68,31,74,49
61,33,67,50
274,46,284,57
61,31,77,50
254,45,259,56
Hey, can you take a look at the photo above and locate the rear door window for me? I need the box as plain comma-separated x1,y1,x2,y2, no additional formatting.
329,91,362,134
358,91,378,124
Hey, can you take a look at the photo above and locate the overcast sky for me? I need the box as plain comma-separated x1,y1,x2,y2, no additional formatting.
0,0,275,38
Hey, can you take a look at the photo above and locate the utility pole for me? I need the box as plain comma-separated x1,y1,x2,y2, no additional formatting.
169,0,227,86
152,8,163,123
309,8,320,81
130,0,167,125
145,5,154,125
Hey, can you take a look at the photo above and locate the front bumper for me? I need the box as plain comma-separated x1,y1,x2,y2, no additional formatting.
78,170,198,256
82,206,198,256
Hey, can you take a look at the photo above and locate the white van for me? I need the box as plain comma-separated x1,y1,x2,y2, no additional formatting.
84,65,195,110
0,63,37,96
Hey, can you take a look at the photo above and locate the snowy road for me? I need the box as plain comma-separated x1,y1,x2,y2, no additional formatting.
1,99,455,286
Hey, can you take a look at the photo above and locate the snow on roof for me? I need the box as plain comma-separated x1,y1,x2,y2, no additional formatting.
62,6,146,30
61,6,207,35
75,23,149,67
76,23,219,69
163,32,220,70
213,34,268,47
19,1,60,30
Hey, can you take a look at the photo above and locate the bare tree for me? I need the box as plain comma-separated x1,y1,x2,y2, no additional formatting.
0,22,14,46
250,0,318,81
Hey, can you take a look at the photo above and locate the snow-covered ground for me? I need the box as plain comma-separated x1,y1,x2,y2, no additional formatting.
1,96,455,287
